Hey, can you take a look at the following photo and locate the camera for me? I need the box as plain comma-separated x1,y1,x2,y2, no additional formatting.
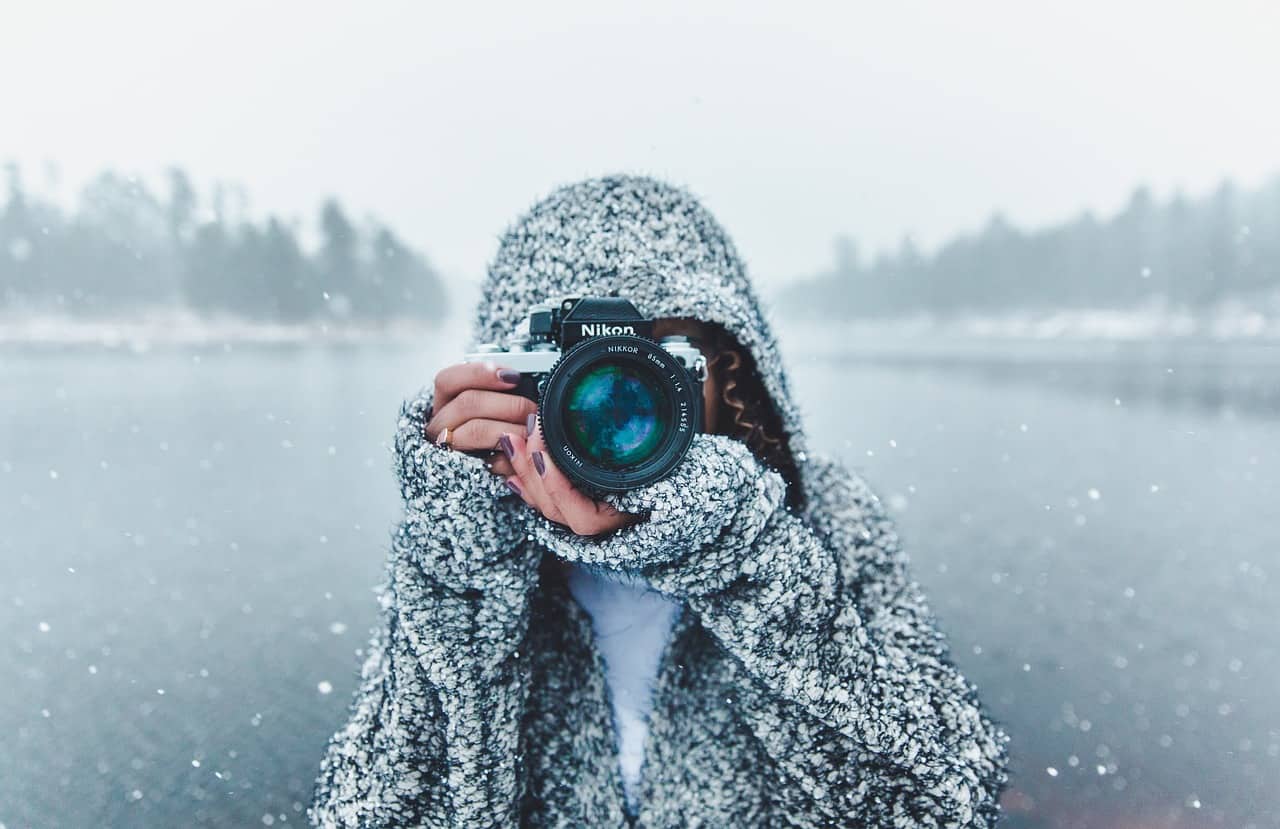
465,296,706,494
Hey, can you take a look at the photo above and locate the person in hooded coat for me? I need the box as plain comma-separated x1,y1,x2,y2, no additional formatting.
309,175,1010,828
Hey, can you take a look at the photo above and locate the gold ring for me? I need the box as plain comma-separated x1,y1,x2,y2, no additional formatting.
436,426,453,449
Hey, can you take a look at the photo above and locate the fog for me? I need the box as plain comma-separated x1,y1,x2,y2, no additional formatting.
4,1,1280,284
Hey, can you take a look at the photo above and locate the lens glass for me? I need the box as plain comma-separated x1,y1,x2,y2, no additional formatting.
562,362,670,470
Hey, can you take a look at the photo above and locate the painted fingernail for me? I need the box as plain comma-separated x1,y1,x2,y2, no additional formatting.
506,478,522,496
497,368,521,385
498,433,515,460
526,413,537,437
531,451,546,477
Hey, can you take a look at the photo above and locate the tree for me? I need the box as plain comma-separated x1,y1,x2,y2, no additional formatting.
318,199,358,319
262,218,312,321
167,168,197,245
781,175,1280,319
368,225,447,322
1,163,449,324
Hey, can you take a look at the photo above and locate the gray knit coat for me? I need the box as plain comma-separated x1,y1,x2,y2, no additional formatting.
310,176,1010,827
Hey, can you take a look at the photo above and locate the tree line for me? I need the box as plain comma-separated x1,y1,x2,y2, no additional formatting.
0,163,446,323
778,175,1280,318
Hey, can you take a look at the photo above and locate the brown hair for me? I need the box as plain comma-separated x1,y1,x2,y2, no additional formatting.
702,323,805,511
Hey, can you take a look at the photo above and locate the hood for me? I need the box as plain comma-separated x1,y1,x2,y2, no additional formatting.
470,174,810,480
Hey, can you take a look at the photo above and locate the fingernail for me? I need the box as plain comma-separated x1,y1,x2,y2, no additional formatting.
498,433,515,460
506,478,522,496
532,451,546,477
526,413,537,437
497,368,521,385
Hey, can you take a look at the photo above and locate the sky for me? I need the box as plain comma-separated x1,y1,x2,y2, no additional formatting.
4,0,1280,286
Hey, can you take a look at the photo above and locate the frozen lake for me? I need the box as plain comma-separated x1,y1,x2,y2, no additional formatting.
2,334,1278,828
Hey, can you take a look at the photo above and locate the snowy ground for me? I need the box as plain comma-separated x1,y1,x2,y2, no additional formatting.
5,300,1280,349
0,310,455,349
776,300,1280,353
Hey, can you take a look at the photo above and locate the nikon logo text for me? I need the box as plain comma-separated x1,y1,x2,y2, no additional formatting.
581,324,636,337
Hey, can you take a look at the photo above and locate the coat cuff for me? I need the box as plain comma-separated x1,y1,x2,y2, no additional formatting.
525,435,788,594
393,388,530,591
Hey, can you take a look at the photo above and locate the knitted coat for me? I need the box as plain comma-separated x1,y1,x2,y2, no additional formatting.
310,176,1010,827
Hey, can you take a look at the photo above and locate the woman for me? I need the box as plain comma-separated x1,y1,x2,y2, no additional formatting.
310,176,1009,827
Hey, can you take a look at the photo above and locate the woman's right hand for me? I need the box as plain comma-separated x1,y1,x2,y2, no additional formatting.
424,361,535,478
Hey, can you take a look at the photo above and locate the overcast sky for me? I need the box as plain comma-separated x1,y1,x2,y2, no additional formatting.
5,1,1279,286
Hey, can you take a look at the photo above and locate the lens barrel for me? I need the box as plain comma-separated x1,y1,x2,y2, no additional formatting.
537,334,700,494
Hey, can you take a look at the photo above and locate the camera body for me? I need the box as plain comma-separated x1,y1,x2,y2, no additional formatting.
465,296,706,494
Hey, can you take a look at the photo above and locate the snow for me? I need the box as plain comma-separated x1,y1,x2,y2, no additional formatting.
6,296,1280,348
777,296,1280,351
0,309,449,347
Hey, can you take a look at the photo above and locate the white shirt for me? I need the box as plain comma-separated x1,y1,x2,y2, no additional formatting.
564,561,682,814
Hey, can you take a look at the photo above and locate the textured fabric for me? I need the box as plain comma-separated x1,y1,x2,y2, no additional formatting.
310,175,1010,827
564,562,682,814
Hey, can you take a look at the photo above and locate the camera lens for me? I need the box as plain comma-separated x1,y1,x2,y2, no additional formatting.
537,334,700,494
562,363,671,469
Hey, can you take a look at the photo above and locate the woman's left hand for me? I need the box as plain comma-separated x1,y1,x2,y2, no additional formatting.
497,422,640,536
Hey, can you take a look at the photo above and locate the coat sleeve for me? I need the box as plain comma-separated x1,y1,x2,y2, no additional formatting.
310,389,541,828
527,435,1009,827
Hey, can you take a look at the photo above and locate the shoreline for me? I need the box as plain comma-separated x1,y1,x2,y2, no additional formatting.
3,308,1279,356
0,312,461,350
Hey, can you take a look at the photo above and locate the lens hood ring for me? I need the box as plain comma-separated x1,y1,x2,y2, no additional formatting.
538,334,700,494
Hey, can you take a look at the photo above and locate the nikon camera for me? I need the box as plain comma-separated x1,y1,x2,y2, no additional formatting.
464,297,706,494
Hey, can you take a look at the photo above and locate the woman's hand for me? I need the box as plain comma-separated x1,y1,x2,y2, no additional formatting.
424,361,536,476
499,427,641,537
423,360,638,535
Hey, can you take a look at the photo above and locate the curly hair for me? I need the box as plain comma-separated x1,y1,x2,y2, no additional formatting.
701,323,804,511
